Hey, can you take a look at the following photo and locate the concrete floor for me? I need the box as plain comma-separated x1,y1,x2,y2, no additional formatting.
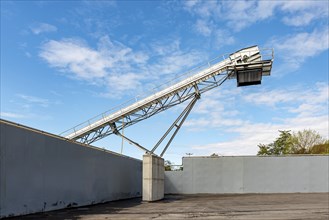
6,193,329,220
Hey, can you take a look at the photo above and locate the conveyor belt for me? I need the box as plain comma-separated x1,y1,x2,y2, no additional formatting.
62,46,273,145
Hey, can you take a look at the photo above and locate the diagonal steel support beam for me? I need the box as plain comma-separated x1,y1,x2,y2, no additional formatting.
159,95,199,157
116,132,151,154
110,122,152,154
109,92,200,157
150,93,200,157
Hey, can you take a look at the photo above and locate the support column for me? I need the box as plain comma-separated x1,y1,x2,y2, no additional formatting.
142,154,164,201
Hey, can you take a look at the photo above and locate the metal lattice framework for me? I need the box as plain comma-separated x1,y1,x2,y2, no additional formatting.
61,46,273,156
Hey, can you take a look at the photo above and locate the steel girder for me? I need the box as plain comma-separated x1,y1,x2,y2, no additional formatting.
72,70,232,145
62,46,274,157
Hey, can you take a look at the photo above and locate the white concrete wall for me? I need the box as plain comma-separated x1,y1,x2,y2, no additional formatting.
0,120,142,218
143,154,164,201
165,156,329,194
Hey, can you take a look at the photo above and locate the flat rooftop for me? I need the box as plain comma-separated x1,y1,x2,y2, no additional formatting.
6,193,329,220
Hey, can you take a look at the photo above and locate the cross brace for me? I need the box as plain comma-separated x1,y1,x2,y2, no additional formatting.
109,92,200,157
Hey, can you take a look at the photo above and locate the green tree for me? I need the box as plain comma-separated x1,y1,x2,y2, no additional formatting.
257,143,271,155
257,129,328,155
290,129,325,154
164,160,172,171
257,130,293,155
309,141,329,154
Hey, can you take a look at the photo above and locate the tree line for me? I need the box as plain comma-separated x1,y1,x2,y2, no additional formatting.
164,129,328,171
257,129,329,155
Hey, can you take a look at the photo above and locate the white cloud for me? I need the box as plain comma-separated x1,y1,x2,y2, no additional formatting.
213,29,235,49
183,0,221,19
193,113,328,156
221,1,327,30
282,12,316,27
25,52,32,58
183,0,328,31
195,19,212,36
244,83,328,116
150,39,181,56
183,2,236,48
269,28,329,71
0,112,27,119
191,87,241,114
282,114,328,138
222,0,327,30
14,94,62,111
184,87,243,130
17,94,51,107
192,127,277,156
100,73,145,98
187,82,328,155
184,0,277,31
1,95,61,122
40,38,110,79
40,36,149,87
40,36,205,98
243,83,328,107
222,1,266,31
183,0,199,9
149,39,206,81
192,113,328,156
280,1,328,26
151,50,204,76
273,29,329,60
30,22,57,34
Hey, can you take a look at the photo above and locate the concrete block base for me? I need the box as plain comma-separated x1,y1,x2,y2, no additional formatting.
143,154,164,201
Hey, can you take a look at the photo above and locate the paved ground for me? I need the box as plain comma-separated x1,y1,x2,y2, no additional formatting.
6,193,329,220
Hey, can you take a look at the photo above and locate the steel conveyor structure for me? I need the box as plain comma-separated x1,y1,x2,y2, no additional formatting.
61,46,273,157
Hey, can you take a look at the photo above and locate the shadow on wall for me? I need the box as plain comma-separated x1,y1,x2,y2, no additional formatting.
0,120,142,218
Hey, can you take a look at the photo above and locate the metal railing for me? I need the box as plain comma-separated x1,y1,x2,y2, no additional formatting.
59,53,229,137
60,47,273,139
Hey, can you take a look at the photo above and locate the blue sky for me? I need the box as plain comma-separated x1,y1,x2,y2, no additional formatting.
1,0,328,165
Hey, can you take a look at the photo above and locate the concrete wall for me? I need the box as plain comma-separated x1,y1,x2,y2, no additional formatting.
0,120,142,218
165,156,329,194
142,154,164,201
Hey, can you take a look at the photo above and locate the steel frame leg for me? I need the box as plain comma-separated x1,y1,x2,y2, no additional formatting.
151,94,200,157
110,93,200,157
110,122,152,154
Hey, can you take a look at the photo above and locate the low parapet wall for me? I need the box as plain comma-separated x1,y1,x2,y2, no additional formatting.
0,120,142,218
165,156,329,194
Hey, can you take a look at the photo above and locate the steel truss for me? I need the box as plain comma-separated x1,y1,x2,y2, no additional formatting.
62,46,274,157
109,93,200,156
75,71,231,146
